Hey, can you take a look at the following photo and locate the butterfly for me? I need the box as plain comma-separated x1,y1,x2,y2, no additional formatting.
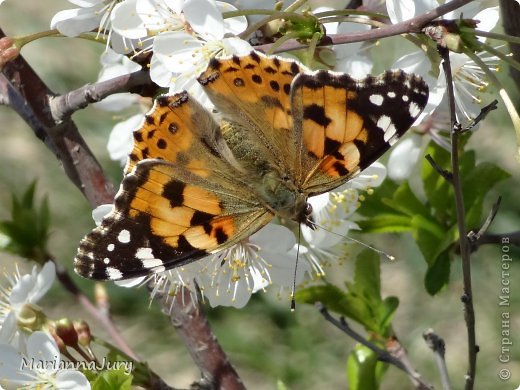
75,51,428,281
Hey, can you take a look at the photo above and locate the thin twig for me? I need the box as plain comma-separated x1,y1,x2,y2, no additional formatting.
462,100,498,132
425,153,453,182
423,329,451,390
467,197,502,244
317,303,433,390
439,47,477,390
255,0,475,53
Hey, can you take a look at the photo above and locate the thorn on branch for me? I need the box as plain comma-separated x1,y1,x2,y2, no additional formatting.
468,196,502,249
462,100,499,132
425,154,453,182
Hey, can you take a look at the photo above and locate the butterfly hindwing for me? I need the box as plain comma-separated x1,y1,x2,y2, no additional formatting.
290,70,429,195
76,159,272,280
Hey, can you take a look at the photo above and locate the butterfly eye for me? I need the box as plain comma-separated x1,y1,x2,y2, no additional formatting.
304,203,313,216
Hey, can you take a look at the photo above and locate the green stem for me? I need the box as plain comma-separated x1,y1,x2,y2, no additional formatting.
306,31,321,65
462,28,520,45
222,9,277,18
480,42,520,73
314,9,387,20
285,0,308,12
266,30,302,55
238,11,314,40
13,29,62,49
13,29,109,49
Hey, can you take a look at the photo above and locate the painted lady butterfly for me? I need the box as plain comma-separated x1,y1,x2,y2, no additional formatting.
75,51,428,280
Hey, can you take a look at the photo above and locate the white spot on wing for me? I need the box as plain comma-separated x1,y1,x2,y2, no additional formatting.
384,124,397,142
377,115,392,132
369,94,384,106
118,229,131,243
143,259,164,269
103,257,110,264
402,95,409,102
151,265,166,274
409,102,421,117
106,267,123,280
387,91,396,98
107,244,115,252
136,247,153,260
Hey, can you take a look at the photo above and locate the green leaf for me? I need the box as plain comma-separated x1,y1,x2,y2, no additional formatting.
356,214,412,233
22,181,37,208
297,283,379,331
0,182,50,261
377,297,399,333
277,379,289,390
92,369,133,390
346,345,380,390
352,250,381,305
382,181,430,218
462,162,510,228
424,250,451,295
296,284,348,313
413,227,442,265
356,180,399,218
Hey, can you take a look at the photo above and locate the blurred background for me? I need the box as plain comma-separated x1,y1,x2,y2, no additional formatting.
0,1,519,389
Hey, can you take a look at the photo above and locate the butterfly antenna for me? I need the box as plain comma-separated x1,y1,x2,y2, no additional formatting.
313,222,395,261
291,224,302,312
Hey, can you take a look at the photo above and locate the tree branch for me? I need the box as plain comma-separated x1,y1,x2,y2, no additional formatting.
156,287,246,390
499,0,520,91
50,69,155,122
0,27,115,208
255,0,475,53
317,303,433,390
439,47,477,390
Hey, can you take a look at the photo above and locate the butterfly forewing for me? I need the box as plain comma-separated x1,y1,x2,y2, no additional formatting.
291,70,429,195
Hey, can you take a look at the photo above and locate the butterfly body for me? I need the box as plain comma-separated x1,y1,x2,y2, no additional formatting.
75,51,428,281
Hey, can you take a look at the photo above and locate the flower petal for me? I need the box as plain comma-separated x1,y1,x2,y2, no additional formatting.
249,224,296,252
387,133,422,182
0,343,35,384
183,0,224,40
92,204,113,225
55,370,91,390
107,114,143,165
26,331,60,374
50,8,101,37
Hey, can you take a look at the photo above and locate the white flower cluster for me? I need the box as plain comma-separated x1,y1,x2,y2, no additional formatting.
0,262,90,389
49,0,500,308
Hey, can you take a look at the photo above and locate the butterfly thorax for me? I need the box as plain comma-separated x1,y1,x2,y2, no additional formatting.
257,171,311,224
221,120,310,223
